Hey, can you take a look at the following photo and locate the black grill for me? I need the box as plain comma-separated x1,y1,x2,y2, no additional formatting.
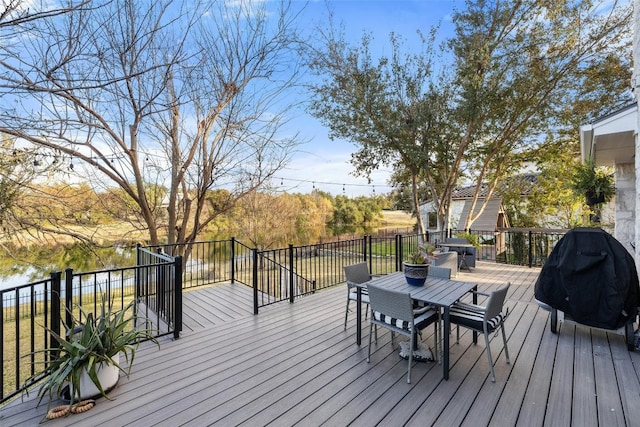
535,227,639,348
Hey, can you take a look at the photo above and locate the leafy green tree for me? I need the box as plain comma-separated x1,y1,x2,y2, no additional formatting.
0,136,64,247
293,193,334,244
307,28,442,235
308,0,632,233
448,0,632,230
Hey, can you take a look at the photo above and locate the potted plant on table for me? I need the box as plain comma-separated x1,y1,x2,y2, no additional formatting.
25,295,158,419
403,243,437,286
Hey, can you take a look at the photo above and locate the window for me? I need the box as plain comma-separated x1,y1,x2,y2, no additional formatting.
427,212,437,229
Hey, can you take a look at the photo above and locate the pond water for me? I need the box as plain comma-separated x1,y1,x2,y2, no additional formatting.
0,268,40,291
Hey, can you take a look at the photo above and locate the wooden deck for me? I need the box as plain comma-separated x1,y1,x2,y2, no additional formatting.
4,262,640,426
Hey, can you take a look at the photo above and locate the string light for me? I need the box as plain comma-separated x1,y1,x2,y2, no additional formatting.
0,146,171,165
275,176,391,190
1,146,393,194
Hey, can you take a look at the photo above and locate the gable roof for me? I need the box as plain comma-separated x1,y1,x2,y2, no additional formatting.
452,174,537,199
456,198,509,231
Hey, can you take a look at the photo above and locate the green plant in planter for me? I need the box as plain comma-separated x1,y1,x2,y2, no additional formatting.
455,232,480,248
405,243,437,264
25,295,158,409
571,157,615,206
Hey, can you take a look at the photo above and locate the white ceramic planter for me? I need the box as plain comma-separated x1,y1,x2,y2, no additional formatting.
69,353,120,400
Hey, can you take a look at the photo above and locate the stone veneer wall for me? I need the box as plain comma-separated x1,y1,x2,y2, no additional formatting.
635,0,640,269
615,163,635,255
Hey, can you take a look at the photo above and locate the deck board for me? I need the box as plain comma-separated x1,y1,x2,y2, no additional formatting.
3,261,640,427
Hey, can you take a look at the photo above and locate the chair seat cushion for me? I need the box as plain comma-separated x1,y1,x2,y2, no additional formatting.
449,303,504,332
348,290,370,303
372,309,437,331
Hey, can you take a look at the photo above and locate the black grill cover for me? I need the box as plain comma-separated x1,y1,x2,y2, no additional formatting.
534,227,639,330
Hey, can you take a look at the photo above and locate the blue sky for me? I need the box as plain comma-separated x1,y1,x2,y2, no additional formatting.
276,0,459,197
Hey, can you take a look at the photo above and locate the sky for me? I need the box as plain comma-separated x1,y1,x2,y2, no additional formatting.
274,0,460,197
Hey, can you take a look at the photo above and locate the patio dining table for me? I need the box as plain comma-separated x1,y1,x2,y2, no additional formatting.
354,271,477,380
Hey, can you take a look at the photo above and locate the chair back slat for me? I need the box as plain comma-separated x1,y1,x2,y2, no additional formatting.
367,283,413,322
484,283,510,320
428,266,451,280
344,262,371,285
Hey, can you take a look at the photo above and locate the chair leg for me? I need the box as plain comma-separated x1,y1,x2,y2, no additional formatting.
367,322,374,362
344,297,350,330
345,298,367,329
483,330,496,382
501,324,510,364
407,330,414,383
433,321,439,363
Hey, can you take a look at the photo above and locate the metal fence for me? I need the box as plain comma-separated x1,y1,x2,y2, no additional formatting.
424,228,568,267
1,254,182,404
3,227,568,403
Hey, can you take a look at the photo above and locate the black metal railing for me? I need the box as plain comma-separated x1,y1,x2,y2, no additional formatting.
496,228,567,267
3,227,569,403
1,256,182,404
136,246,182,339
147,239,233,290
425,228,568,267
1,274,59,405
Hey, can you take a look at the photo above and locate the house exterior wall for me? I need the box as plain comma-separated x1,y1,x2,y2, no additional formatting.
635,0,640,269
419,200,466,232
615,163,635,255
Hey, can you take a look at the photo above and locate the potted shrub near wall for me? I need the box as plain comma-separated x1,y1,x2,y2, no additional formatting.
26,296,158,418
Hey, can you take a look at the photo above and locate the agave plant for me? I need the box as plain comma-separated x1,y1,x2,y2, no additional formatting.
26,295,158,408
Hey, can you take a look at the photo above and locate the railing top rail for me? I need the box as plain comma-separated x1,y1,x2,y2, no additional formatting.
0,277,53,294
137,246,175,262
496,227,569,233
146,238,233,249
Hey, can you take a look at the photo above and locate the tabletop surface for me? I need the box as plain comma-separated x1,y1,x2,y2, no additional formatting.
363,271,476,307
